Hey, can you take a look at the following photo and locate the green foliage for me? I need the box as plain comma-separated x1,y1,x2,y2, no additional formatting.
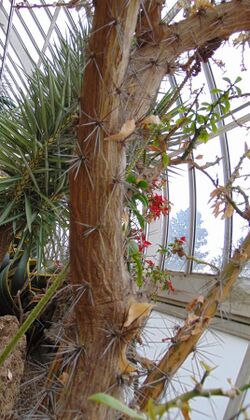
0,263,68,368
0,26,86,267
89,393,146,419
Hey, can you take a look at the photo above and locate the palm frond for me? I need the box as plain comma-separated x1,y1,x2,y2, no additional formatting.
0,26,87,263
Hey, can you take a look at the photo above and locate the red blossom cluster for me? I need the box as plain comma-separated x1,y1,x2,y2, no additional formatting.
147,193,169,221
145,259,155,267
136,230,152,253
151,177,166,190
165,279,175,293
171,236,187,257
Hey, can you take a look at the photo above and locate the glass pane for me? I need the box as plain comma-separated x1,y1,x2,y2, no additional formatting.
193,137,225,273
12,15,39,62
166,164,190,271
227,126,249,280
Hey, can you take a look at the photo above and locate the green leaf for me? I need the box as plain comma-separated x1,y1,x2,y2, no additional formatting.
126,174,137,184
197,114,205,124
127,240,139,256
162,152,169,168
222,77,231,84
132,253,143,287
137,179,148,189
24,194,33,233
200,360,216,373
235,76,242,84
0,200,15,225
89,393,146,419
198,130,209,143
134,193,149,208
235,86,242,96
211,121,217,134
134,210,145,230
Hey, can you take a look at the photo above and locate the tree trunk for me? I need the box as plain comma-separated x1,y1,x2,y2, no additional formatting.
59,1,141,417
56,0,250,418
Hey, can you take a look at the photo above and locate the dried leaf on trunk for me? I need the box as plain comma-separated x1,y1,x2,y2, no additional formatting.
186,295,204,312
140,115,161,128
123,302,154,328
185,314,199,326
58,371,69,385
223,203,234,218
104,119,135,142
119,347,137,374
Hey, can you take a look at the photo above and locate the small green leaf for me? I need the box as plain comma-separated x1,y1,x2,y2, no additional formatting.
126,174,137,184
211,121,217,134
223,77,231,84
24,194,33,232
198,130,209,143
200,360,216,373
197,114,205,124
162,152,169,168
235,86,242,96
137,180,148,190
89,393,146,419
235,76,242,84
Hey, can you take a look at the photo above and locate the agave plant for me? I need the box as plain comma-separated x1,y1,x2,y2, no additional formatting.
0,26,86,262
0,26,87,313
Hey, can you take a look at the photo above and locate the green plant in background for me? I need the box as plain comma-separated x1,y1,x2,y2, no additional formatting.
0,25,86,268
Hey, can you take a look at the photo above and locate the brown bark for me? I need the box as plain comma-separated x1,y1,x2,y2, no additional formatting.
60,1,141,418
59,0,250,418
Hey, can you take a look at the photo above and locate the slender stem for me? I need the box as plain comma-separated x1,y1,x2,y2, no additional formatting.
153,383,250,417
0,263,69,369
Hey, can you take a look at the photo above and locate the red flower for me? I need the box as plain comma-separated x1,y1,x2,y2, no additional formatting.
180,236,186,242
145,259,155,267
148,193,169,221
166,279,175,293
136,231,152,253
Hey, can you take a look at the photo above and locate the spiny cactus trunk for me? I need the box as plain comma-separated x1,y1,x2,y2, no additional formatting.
57,0,250,417
59,1,140,417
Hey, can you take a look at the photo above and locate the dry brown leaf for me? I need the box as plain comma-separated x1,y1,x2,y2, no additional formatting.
124,302,154,328
186,314,199,326
146,145,163,152
104,119,135,142
186,295,204,313
140,115,161,128
122,210,129,231
209,187,225,200
223,203,234,219
118,347,137,374
58,371,69,385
